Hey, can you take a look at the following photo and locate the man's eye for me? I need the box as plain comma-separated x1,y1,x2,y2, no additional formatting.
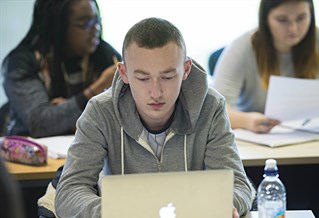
137,78,149,81
162,77,173,80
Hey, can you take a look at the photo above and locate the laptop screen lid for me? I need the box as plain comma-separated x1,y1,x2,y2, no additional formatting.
101,169,234,218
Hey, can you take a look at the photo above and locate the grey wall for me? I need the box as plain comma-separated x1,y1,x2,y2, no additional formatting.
0,0,35,107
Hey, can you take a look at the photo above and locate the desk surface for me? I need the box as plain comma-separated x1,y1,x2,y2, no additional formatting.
237,140,319,166
6,139,319,180
244,210,315,218
5,158,65,180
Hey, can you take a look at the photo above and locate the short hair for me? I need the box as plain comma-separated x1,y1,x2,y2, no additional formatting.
122,17,187,60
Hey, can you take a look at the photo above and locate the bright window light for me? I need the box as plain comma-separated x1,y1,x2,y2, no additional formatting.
98,0,319,72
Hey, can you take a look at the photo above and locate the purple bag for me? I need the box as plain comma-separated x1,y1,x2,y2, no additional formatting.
0,136,47,165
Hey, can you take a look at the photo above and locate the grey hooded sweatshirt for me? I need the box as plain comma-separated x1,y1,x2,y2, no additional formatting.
55,61,253,217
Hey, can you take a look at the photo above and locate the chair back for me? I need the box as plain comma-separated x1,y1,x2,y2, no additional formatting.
208,47,224,76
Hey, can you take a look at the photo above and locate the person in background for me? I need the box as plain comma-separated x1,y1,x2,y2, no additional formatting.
212,0,319,133
0,157,25,218
2,0,121,138
55,17,253,218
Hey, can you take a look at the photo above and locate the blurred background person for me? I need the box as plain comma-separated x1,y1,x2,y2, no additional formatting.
212,0,319,133
0,157,25,218
2,0,121,138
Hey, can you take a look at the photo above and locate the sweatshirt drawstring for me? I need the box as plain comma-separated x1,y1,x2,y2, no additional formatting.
184,134,188,172
121,126,124,175
120,127,188,174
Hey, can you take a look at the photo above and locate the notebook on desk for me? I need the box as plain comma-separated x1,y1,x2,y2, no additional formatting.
101,170,234,218
234,124,319,148
29,135,74,159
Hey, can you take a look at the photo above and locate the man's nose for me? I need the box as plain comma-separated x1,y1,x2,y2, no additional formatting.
150,80,163,99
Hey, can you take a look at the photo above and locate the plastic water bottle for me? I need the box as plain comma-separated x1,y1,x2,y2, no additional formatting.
257,159,286,218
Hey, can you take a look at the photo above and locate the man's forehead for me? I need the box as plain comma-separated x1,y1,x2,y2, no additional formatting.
125,41,181,53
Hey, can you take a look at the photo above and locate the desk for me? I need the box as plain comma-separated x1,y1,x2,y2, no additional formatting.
237,140,319,166
4,142,319,217
5,140,319,180
243,210,315,218
4,137,318,218
5,157,65,180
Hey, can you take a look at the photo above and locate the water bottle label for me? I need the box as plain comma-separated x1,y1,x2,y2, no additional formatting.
258,202,285,218
274,210,285,218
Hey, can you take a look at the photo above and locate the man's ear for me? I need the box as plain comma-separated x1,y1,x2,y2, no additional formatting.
118,62,129,84
182,58,192,80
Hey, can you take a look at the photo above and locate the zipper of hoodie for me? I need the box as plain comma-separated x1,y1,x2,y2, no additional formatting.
157,131,175,172
136,131,175,172
136,138,163,172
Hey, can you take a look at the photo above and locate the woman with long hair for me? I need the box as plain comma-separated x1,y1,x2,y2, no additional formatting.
213,0,319,133
2,0,121,137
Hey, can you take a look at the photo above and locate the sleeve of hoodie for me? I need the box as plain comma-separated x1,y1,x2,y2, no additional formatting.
55,98,108,218
3,49,84,137
204,93,254,216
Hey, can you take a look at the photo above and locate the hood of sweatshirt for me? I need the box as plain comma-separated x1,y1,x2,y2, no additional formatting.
111,59,208,141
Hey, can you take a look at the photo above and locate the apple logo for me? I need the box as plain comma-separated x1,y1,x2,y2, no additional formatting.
159,202,176,218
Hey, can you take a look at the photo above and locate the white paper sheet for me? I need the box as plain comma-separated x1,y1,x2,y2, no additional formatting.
30,135,74,159
233,125,319,147
280,117,319,134
265,76,319,121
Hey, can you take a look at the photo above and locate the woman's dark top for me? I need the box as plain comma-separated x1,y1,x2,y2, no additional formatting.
2,40,121,137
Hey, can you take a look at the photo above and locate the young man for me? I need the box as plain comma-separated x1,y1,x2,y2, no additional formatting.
55,17,253,217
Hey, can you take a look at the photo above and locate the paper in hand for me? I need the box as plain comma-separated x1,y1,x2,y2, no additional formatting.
265,76,319,121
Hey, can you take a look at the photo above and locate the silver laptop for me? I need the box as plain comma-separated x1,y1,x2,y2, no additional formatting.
101,170,234,218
